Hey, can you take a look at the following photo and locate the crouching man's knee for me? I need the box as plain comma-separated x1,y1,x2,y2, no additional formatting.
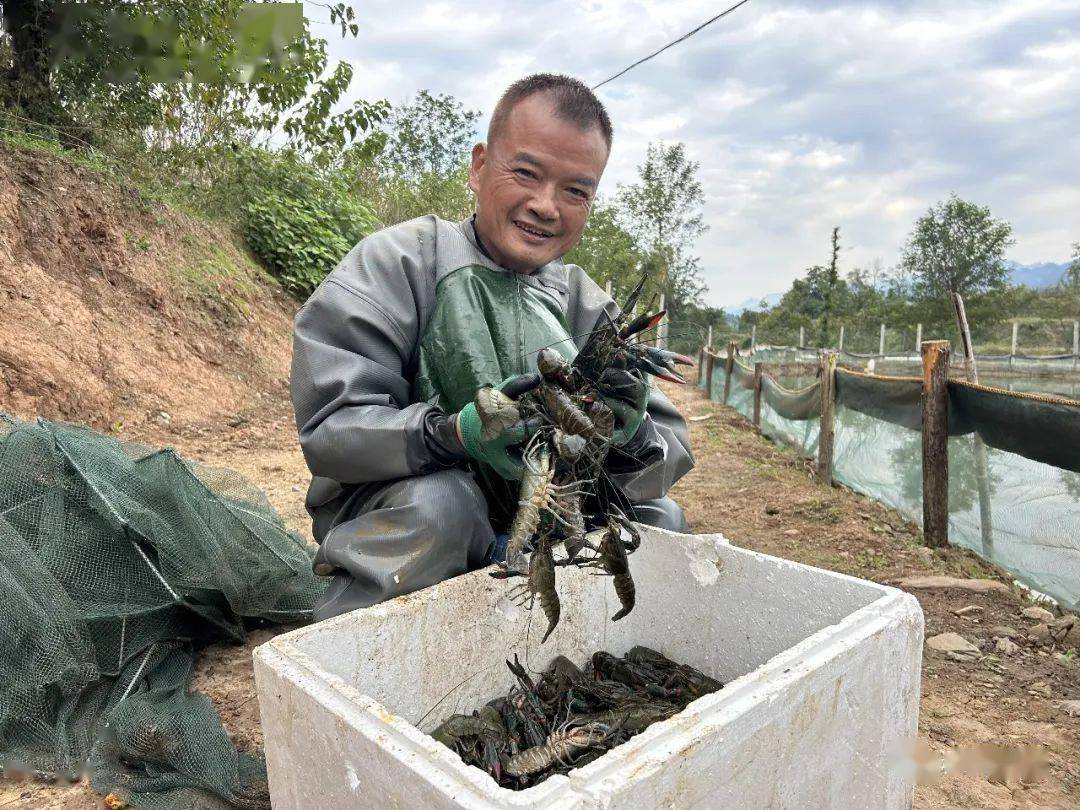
410,469,495,558
312,469,495,621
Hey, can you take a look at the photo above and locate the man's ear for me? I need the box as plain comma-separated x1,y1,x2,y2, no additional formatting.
468,142,487,195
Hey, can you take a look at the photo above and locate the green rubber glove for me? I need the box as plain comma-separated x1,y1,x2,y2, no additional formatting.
598,368,650,447
456,373,541,480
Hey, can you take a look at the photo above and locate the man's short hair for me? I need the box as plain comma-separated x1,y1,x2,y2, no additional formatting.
488,73,613,152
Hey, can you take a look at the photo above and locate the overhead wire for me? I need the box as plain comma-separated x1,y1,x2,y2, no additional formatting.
592,0,753,90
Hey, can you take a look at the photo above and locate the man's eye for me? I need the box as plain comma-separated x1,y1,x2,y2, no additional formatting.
514,168,537,179
568,188,589,200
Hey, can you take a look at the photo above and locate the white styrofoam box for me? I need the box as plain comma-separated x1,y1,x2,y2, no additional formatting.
254,529,923,809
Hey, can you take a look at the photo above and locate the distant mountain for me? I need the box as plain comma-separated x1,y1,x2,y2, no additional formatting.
1007,260,1069,289
727,292,783,316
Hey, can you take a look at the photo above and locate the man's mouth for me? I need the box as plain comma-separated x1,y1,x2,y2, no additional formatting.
513,220,554,240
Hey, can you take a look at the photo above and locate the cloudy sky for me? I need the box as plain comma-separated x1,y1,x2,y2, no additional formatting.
308,0,1080,308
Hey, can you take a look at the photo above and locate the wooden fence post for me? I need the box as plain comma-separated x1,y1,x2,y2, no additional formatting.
705,352,716,398
752,362,763,427
921,340,951,548
838,324,845,352
879,324,886,357
799,326,805,348
952,293,993,556
1010,321,1018,367
697,346,705,384
816,351,837,484
750,325,756,352
657,294,666,348
605,279,612,297
706,324,713,350
952,293,979,381
723,341,735,404
915,323,922,353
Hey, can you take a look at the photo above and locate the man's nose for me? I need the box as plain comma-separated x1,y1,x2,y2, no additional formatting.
528,183,559,222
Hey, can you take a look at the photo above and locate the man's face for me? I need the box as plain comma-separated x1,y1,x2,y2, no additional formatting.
469,93,609,271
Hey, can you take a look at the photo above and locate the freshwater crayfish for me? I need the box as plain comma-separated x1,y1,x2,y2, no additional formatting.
428,647,722,789
476,275,693,641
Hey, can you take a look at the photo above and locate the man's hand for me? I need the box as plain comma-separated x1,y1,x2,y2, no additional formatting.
456,373,542,480
597,368,649,447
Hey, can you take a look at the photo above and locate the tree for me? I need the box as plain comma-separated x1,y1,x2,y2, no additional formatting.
616,141,708,322
564,199,645,300
349,90,479,226
1,0,73,132
900,194,1014,372
1062,242,1080,290
379,90,479,180
2,1,387,164
899,195,1015,303
818,227,841,347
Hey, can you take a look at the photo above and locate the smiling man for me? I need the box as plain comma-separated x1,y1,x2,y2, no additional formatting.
291,74,694,621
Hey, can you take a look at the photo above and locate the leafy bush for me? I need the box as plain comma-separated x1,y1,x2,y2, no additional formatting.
242,150,377,296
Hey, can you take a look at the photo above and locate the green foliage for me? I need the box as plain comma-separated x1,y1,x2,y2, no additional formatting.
3,2,388,180
819,227,841,347
757,262,857,348
380,90,480,179
666,302,728,354
358,162,475,227
348,90,479,226
242,151,377,296
616,142,707,309
900,194,1015,301
0,115,114,174
1062,242,1080,290
617,142,706,258
564,200,645,299
2,3,392,299
748,197,1065,355
178,244,256,323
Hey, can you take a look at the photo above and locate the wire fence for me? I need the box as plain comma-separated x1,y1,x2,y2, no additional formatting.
743,318,1080,379
697,341,1080,612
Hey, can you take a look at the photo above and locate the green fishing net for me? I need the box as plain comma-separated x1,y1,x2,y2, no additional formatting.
0,413,324,808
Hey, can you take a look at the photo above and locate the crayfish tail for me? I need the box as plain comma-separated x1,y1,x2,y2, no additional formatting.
610,605,634,621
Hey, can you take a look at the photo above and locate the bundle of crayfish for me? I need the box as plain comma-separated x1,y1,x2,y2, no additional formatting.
430,647,722,789
476,276,693,642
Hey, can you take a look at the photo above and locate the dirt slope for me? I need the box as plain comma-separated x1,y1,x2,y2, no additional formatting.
0,142,296,433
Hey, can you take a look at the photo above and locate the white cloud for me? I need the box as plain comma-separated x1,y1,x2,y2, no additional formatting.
307,0,1080,306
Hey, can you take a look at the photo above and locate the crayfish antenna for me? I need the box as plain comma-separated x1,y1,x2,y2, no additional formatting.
620,273,649,315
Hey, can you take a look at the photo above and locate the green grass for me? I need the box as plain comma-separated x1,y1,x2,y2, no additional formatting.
176,242,258,323
793,496,844,524
0,125,117,178
0,119,235,225
125,233,151,253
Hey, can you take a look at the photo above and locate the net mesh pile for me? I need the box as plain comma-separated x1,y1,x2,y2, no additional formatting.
698,348,1080,611
0,413,324,808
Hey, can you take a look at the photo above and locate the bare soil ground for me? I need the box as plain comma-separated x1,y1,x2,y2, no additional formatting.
1,143,1076,807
